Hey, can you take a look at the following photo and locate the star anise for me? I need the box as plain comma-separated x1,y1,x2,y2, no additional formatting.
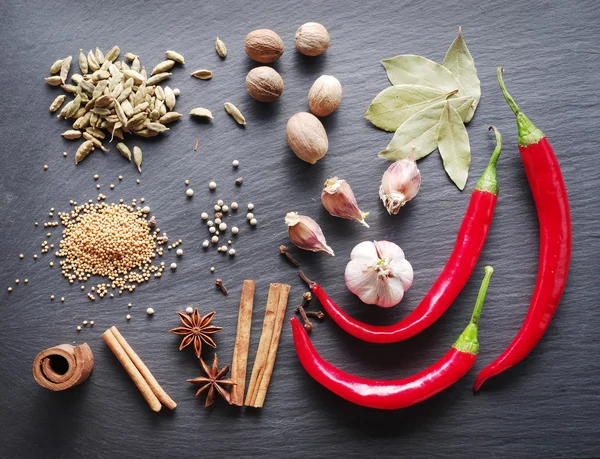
187,354,234,407
169,309,222,358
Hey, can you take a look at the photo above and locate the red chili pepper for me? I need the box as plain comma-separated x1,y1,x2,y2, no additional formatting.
473,69,572,391
298,128,502,344
292,267,494,409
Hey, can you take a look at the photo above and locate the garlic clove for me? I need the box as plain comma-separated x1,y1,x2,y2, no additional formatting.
321,177,369,227
350,240,378,264
389,258,414,291
373,240,405,260
380,159,421,215
285,212,334,256
376,277,405,308
345,260,379,304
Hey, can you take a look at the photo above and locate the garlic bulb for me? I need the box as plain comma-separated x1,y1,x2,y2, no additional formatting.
345,240,413,307
285,212,334,256
379,158,421,215
321,177,369,227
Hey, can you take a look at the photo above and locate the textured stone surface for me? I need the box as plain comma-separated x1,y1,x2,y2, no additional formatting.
0,0,599,458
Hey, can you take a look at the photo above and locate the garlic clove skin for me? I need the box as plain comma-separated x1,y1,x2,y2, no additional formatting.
379,159,421,215
321,177,369,227
285,212,334,256
344,240,413,308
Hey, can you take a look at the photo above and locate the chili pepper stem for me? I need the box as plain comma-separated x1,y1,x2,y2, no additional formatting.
475,126,502,195
497,67,544,147
452,266,493,355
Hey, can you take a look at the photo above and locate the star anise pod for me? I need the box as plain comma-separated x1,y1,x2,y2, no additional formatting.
169,309,222,358
187,354,234,407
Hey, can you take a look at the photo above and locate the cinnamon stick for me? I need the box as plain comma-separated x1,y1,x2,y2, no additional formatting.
32,343,94,391
110,326,177,410
102,327,161,412
245,282,291,408
230,280,256,406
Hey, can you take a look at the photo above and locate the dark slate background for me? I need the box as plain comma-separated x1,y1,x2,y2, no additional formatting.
1,0,599,458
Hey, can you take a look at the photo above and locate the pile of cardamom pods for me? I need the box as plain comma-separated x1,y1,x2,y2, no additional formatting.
46,46,185,167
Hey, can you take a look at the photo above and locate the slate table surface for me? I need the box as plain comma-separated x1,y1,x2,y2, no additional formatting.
1,0,599,458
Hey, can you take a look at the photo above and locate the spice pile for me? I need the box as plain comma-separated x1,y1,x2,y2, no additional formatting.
46,46,185,167
54,199,176,299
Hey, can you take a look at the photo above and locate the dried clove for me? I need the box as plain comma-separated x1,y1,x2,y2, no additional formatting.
295,292,313,332
279,245,300,267
215,278,228,295
305,311,325,320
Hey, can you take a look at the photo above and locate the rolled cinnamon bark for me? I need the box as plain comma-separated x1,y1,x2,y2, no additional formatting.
32,343,94,391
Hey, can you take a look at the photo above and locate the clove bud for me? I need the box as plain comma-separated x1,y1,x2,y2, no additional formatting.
379,158,421,215
321,177,369,227
285,212,334,256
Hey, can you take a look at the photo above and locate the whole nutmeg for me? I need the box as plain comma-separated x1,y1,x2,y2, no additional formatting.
286,112,328,164
294,22,330,56
308,75,342,117
246,66,284,102
245,29,284,63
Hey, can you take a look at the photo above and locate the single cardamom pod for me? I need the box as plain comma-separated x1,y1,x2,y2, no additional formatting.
49,95,66,112
75,140,95,164
95,47,105,65
191,69,213,80
134,129,159,138
117,142,132,161
151,60,175,76
123,69,145,84
71,73,83,85
159,112,182,124
224,102,246,126
165,50,185,64
59,56,72,84
64,95,82,119
121,99,134,117
50,59,64,75
105,45,120,62
132,101,149,115
124,52,137,61
87,50,100,72
114,100,128,129
94,94,113,108
145,122,170,133
73,112,91,130
131,57,141,73
61,130,82,139
85,127,106,139
45,76,62,86
216,38,227,58
77,50,88,75
164,86,176,110
189,107,214,119
61,84,78,94
146,72,172,86
133,146,143,172
154,86,165,101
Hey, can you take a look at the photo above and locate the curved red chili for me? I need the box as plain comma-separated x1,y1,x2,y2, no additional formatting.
292,267,494,409
298,128,502,344
473,69,572,391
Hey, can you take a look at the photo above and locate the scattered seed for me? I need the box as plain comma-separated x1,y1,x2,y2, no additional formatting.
44,165,49,170
232,159,239,167
231,202,238,210
19,254,24,259
194,138,199,151
202,240,209,248
235,177,243,186
50,295,55,300
165,50,185,64
189,107,213,119
224,102,246,126
247,213,254,220
191,69,213,80
77,325,81,331
173,88,180,96
61,297,65,302
126,314,131,320
210,267,215,272
176,249,183,256
211,236,219,244
170,263,177,270
250,218,257,226
146,307,154,315
209,181,217,190
186,188,194,197
49,95,66,112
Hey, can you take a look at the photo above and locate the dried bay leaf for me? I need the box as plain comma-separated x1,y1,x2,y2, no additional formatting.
437,102,471,190
443,28,480,123
365,84,454,132
379,97,474,161
382,55,464,95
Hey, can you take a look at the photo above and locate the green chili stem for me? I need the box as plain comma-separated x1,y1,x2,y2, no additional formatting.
496,67,544,147
475,127,502,195
452,266,494,355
